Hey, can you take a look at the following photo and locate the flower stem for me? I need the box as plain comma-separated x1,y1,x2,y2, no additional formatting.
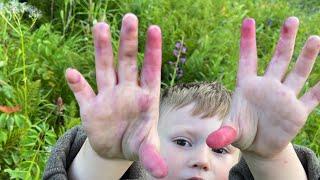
170,36,184,87
16,16,28,118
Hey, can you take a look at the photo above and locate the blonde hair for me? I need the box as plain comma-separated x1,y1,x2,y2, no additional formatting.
159,81,231,119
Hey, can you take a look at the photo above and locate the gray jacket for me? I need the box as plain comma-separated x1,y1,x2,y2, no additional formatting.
43,125,320,179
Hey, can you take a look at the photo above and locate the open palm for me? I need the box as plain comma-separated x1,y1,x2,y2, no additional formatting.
207,17,320,158
65,14,167,178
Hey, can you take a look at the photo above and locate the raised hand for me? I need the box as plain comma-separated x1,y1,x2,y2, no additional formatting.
65,13,167,178
207,17,320,159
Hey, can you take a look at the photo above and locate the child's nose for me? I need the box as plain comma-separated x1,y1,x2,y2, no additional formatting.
188,147,211,171
191,161,210,171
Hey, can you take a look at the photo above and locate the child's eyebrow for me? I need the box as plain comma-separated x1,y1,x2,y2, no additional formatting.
170,125,199,137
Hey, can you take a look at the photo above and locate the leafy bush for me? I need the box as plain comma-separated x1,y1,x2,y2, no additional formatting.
0,1,81,178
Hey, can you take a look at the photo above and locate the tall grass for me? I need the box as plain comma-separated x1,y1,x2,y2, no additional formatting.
0,0,319,179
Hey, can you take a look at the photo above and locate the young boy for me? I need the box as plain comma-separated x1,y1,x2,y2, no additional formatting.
53,81,242,180
43,13,320,179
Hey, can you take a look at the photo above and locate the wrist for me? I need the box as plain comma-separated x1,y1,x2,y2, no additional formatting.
242,143,307,180
242,143,294,162
68,138,133,180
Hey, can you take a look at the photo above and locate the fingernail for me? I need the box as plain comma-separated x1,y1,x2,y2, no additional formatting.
99,23,109,31
148,25,161,33
66,68,81,84
243,18,255,26
122,13,138,33
285,16,299,26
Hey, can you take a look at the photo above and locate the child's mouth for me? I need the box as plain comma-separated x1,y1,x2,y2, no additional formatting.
187,177,204,180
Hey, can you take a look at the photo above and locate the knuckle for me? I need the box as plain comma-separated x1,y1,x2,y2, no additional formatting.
122,40,138,58
98,33,109,46
310,88,320,102
275,38,292,58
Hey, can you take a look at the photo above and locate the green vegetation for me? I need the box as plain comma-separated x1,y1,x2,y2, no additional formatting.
0,0,319,179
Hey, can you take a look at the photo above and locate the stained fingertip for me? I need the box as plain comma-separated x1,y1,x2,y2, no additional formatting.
147,25,162,48
307,35,320,49
139,143,168,178
93,22,109,34
243,17,255,24
148,25,161,34
242,18,255,35
285,16,299,26
95,22,109,29
122,13,138,32
123,13,138,21
241,18,256,42
206,126,237,149
301,35,320,60
93,23,110,47
66,68,81,84
281,17,299,36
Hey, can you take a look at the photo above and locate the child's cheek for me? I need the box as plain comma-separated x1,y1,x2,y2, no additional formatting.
160,142,184,178
217,168,229,180
213,155,237,180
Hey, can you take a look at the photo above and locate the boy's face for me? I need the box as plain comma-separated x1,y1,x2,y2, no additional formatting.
155,103,240,180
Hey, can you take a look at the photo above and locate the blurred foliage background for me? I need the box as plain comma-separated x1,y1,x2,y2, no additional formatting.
0,0,319,179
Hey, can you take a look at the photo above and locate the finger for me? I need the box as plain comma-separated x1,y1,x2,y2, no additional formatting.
283,35,320,94
206,125,237,149
139,135,168,178
93,22,116,91
300,82,320,114
141,25,162,91
237,18,257,85
265,17,299,80
137,102,166,178
118,13,139,84
65,68,96,107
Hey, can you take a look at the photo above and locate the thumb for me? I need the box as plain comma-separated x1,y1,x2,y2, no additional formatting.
206,116,239,149
206,125,238,149
138,128,168,178
65,68,96,107
207,90,243,149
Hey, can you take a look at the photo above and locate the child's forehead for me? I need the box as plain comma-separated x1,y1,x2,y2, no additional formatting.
160,103,223,122
159,103,223,130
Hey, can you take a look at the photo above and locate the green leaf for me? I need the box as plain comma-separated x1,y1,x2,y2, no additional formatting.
0,113,7,128
0,131,7,144
13,114,29,128
4,168,29,179
7,116,14,132
11,153,20,164
44,131,56,145
3,156,13,165
0,61,7,67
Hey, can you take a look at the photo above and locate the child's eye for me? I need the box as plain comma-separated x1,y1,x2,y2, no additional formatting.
173,138,192,147
212,148,229,154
